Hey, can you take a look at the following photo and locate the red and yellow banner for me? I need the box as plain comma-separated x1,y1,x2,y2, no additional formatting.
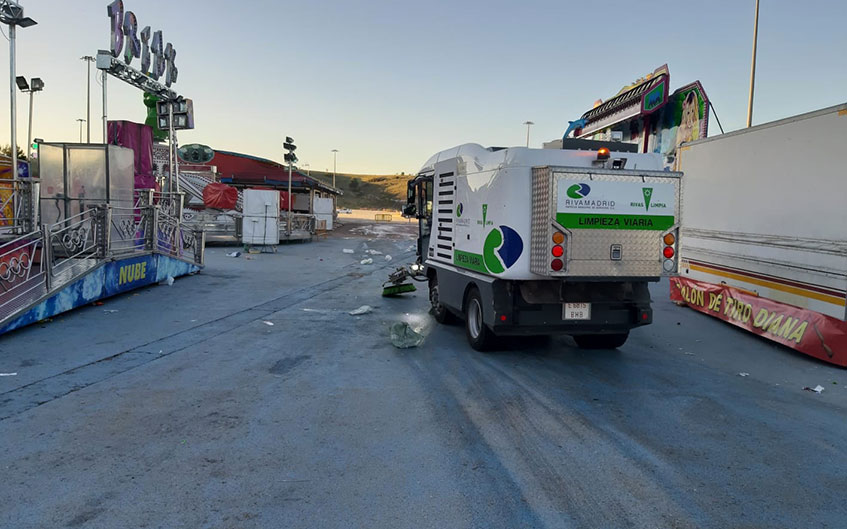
670,276,847,366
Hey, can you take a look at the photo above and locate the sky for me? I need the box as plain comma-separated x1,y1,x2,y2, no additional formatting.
1,0,846,174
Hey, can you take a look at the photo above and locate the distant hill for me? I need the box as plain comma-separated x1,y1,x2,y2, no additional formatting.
307,170,411,210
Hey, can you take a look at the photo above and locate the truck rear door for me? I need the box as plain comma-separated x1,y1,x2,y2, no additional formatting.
530,166,681,279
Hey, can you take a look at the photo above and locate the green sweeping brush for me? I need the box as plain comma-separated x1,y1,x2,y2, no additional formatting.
382,282,417,296
382,267,418,297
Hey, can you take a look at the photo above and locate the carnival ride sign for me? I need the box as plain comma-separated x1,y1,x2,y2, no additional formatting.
106,0,178,87
671,276,847,367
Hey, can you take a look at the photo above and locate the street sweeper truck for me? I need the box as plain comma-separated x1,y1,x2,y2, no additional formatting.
403,140,681,350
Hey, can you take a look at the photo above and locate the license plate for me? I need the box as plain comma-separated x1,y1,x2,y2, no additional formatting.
563,303,591,320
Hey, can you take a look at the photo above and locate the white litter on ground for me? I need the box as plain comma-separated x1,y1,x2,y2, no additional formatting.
738,372,750,377
804,385,825,393
349,305,374,316
0,372,17,377
103,310,119,314
342,249,355,254
366,249,383,255
360,258,373,265
226,251,241,257
385,255,393,261
263,321,274,326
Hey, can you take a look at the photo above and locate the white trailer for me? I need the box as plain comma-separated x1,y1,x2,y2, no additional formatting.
404,142,681,350
674,103,847,365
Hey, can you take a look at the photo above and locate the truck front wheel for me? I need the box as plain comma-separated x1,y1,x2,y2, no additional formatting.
573,332,629,350
464,288,495,351
429,276,456,324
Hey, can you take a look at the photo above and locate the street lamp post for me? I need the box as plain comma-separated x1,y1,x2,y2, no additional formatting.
76,119,86,142
1,0,38,184
746,0,760,128
16,76,44,159
304,163,310,176
283,137,298,238
331,149,339,219
331,149,338,188
523,121,535,147
81,56,95,142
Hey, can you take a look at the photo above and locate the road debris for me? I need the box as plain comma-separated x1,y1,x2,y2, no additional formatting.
349,305,374,316
390,321,425,348
385,255,393,262
738,372,750,377
803,385,825,393
0,372,17,377
103,309,119,314
263,321,274,326
160,276,174,286
342,249,355,254
226,251,241,257
360,258,373,265
366,249,383,255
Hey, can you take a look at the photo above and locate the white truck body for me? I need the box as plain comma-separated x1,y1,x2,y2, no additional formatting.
419,144,681,280
678,103,847,320
408,143,682,349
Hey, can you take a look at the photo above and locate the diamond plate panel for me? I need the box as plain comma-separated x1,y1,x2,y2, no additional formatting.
530,167,552,275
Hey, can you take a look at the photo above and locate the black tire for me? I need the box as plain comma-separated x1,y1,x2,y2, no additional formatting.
429,276,456,324
464,288,496,351
573,332,629,350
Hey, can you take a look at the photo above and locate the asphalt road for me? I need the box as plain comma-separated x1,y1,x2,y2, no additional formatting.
1,224,845,529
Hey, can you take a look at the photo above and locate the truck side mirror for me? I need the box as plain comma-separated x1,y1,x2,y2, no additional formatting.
402,203,416,218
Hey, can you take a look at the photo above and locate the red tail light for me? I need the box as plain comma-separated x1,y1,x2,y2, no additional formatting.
663,246,675,259
551,259,563,271
551,245,564,257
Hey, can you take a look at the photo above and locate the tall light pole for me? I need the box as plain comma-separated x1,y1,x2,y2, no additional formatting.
746,0,760,128
76,119,86,142
283,137,297,237
1,0,38,184
523,121,534,147
331,149,339,188
16,76,44,159
304,163,310,176
81,56,95,142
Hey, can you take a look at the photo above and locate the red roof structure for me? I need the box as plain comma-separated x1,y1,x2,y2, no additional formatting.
194,150,340,195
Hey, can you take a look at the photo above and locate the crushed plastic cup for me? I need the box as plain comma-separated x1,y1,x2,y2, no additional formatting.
360,258,373,265
390,321,425,349
349,305,374,315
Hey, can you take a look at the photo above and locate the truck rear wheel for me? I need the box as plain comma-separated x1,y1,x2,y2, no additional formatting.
464,288,495,351
573,333,629,350
429,276,456,324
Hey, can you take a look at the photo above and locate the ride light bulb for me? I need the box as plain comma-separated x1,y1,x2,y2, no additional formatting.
663,246,675,259
552,245,564,257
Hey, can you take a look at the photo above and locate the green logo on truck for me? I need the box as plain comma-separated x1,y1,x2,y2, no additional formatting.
454,225,523,275
567,183,591,199
642,188,653,211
